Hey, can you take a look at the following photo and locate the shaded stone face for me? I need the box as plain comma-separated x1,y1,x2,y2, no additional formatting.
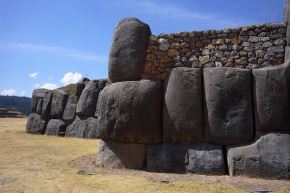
109,17,151,82
95,79,162,144
253,62,290,132
146,143,225,175
31,89,52,120
76,80,100,117
63,96,78,124
163,67,203,142
65,117,98,139
96,140,146,170
45,119,66,136
26,113,47,134
203,67,254,145
50,90,68,119
227,133,290,179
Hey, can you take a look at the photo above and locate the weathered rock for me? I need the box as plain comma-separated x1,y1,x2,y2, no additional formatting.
227,133,290,179
76,80,99,117
31,89,52,119
203,67,254,145
96,80,162,143
147,143,225,175
76,77,90,99
163,67,203,142
63,96,78,124
65,117,98,138
50,90,68,119
96,141,145,170
45,119,66,136
26,113,46,134
109,17,151,82
252,62,290,132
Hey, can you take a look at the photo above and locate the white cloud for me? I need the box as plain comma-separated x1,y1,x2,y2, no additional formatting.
40,83,58,90
34,83,40,89
29,72,39,79
1,89,16,96
20,91,26,96
0,42,107,62
60,72,83,86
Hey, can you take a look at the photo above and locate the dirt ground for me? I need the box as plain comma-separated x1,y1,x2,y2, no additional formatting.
0,118,289,193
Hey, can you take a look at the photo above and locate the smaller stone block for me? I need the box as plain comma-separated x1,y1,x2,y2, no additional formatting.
45,119,66,136
65,117,98,138
26,113,47,134
96,140,146,170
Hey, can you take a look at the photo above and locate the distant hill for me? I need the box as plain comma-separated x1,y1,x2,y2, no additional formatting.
0,95,31,115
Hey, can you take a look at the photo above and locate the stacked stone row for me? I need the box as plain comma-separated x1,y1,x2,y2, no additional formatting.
142,23,286,80
26,78,107,138
98,17,290,179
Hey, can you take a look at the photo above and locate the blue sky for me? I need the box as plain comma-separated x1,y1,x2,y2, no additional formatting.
0,0,285,97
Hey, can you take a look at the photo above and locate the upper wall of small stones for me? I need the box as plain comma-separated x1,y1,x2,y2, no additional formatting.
142,24,287,80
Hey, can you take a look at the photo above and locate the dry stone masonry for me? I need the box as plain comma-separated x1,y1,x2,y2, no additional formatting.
26,2,290,180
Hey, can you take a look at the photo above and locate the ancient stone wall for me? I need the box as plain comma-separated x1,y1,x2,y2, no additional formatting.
142,24,287,80
26,2,290,180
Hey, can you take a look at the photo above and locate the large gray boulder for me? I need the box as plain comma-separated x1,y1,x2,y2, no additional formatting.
203,67,254,145
96,140,145,170
163,67,203,142
26,113,47,134
31,89,52,119
252,62,290,132
65,117,98,138
147,143,225,175
227,133,290,179
50,90,68,119
45,119,66,136
108,17,151,82
76,80,99,117
76,77,90,99
63,96,78,124
95,80,162,144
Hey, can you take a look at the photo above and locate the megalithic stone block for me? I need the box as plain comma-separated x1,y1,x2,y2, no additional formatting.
146,143,225,175
76,77,90,99
96,140,146,170
284,0,290,25
63,96,78,124
109,17,151,82
163,67,203,142
252,62,290,132
50,89,68,119
65,116,98,138
31,89,52,119
203,67,254,145
227,133,290,179
76,80,100,117
95,80,162,143
45,119,66,136
26,113,47,134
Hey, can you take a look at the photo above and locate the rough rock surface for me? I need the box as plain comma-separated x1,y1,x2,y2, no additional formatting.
26,113,47,134
227,133,290,179
31,89,52,119
45,119,66,136
147,143,225,175
50,90,68,119
96,140,145,170
163,67,203,142
109,17,151,82
203,67,254,145
76,80,100,117
253,62,290,132
65,117,98,138
96,79,162,143
63,96,78,124
76,78,90,99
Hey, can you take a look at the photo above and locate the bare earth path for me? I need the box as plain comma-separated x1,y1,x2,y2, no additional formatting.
0,118,289,193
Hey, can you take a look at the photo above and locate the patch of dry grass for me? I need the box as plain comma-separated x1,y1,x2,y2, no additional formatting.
0,118,289,193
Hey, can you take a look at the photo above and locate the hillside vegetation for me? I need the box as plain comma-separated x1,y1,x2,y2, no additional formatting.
0,95,31,115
